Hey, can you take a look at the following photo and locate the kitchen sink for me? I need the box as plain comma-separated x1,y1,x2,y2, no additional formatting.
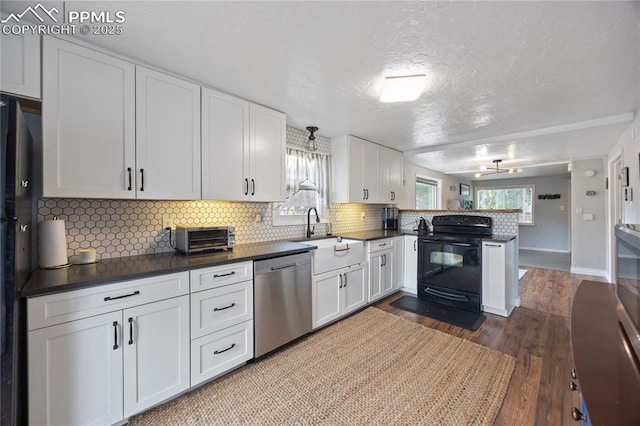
300,237,365,275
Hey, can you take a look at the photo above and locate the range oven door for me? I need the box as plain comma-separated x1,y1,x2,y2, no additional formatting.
417,238,482,312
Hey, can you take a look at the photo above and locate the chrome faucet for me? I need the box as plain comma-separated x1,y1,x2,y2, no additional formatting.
306,207,320,238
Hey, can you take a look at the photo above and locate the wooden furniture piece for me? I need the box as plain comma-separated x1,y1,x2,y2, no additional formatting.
570,280,640,425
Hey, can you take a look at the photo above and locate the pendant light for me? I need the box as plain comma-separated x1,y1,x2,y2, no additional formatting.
305,126,319,152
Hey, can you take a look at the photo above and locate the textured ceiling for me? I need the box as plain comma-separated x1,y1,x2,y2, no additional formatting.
3,1,639,178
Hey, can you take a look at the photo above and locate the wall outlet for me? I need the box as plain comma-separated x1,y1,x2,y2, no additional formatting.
162,216,175,231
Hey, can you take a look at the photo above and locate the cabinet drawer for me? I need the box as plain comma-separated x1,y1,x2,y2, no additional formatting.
191,320,253,386
27,272,189,330
190,261,253,293
369,238,394,253
191,281,253,339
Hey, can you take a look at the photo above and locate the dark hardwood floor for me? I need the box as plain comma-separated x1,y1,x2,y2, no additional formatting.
373,266,608,426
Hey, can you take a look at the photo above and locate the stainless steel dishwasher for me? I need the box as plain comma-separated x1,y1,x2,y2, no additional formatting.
254,252,312,358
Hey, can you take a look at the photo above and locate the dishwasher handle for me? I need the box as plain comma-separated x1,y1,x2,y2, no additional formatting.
270,263,297,271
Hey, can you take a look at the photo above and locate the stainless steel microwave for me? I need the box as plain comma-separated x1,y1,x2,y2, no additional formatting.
175,225,235,254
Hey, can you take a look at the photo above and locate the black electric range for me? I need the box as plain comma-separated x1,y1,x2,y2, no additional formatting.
417,215,493,312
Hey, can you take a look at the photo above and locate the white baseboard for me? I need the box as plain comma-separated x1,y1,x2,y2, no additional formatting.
401,286,417,295
570,266,608,278
519,246,570,254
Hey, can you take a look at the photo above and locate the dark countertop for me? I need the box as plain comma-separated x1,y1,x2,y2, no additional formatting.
22,241,316,298
331,229,516,243
23,229,517,298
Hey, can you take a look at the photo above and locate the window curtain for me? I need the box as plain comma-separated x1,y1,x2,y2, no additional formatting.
284,148,331,213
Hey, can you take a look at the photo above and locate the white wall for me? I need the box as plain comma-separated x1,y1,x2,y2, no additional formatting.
474,175,571,252
401,161,473,210
570,158,607,275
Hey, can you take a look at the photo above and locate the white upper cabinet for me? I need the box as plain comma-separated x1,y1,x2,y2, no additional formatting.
1,31,40,99
201,89,286,202
201,88,250,200
332,135,401,204
43,37,136,199
136,66,201,200
249,103,286,202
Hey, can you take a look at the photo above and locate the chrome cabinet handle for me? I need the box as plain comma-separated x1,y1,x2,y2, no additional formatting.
339,274,343,288
213,271,235,278
366,189,369,200
139,168,145,191
414,240,417,251
128,317,134,345
334,244,350,252
484,243,501,247
344,273,347,287
244,178,249,195
214,302,236,312
127,167,132,191
214,343,236,355
251,179,255,196
363,189,366,200
113,321,118,350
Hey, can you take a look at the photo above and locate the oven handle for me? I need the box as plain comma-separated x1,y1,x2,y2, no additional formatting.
424,287,470,302
421,239,442,244
449,242,475,247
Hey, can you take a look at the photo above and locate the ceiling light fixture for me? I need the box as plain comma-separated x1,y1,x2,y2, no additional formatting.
305,126,319,152
475,159,523,178
379,74,427,103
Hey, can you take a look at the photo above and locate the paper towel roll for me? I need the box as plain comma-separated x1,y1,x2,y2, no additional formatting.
38,219,69,268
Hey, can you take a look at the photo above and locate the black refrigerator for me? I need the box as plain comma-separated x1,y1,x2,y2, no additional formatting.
1,94,36,426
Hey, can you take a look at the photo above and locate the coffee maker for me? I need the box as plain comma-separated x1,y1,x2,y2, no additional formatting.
382,207,399,230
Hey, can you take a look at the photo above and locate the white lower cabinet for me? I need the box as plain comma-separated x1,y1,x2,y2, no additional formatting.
123,296,190,417
28,311,123,426
367,238,396,302
27,273,190,426
189,263,254,386
482,240,516,317
313,263,366,329
403,235,418,294
191,321,253,386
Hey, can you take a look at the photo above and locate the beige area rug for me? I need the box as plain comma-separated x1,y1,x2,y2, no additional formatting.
130,307,515,425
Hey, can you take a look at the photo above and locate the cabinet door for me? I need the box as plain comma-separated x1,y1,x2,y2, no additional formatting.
393,237,404,289
362,142,380,203
28,311,123,426
1,31,40,99
482,242,507,315
381,250,394,295
342,264,367,314
378,147,393,203
389,149,404,204
403,236,418,293
368,252,383,302
42,37,135,198
201,88,250,201
249,103,286,201
123,296,190,417
136,66,201,199
312,271,342,329
347,136,366,202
